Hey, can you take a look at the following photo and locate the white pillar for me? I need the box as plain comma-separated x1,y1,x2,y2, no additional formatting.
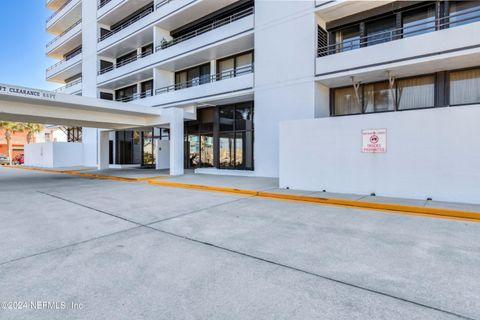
168,108,184,176
97,130,110,170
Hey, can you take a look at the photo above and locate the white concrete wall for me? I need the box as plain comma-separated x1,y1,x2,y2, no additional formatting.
254,0,319,177
279,105,480,204
25,142,84,168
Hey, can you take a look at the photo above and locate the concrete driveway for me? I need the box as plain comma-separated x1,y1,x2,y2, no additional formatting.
0,167,479,320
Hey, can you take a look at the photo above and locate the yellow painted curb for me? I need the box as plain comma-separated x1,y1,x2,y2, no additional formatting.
147,180,480,222
148,180,259,196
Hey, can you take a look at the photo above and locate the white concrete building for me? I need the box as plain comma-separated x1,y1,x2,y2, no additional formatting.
39,0,480,202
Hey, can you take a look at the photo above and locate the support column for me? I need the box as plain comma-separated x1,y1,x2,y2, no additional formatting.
168,108,184,176
97,130,110,170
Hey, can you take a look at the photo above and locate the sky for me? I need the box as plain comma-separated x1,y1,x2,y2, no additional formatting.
0,0,59,90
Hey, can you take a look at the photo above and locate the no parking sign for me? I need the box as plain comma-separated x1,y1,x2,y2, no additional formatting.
362,129,387,153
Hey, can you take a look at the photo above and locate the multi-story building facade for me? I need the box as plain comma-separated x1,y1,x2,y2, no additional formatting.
45,0,480,196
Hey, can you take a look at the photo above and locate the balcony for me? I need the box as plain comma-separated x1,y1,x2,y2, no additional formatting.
46,20,82,58
316,7,480,86
46,0,70,11
98,0,153,22
139,65,254,107
97,9,254,87
46,50,82,82
54,77,82,94
116,91,154,103
315,0,396,22
155,7,253,52
97,0,240,54
98,6,154,43
46,0,81,35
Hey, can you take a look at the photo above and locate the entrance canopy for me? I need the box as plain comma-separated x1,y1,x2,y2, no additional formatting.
0,83,162,129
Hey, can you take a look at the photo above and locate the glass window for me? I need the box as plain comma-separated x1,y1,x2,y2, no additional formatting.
450,68,480,105
218,58,235,79
219,133,235,169
236,52,253,74
364,81,395,113
235,103,253,131
187,135,200,168
397,75,435,110
366,16,397,46
219,106,235,131
200,135,214,167
402,5,436,37
199,108,214,133
449,1,480,27
334,87,362,115
334,26,361,52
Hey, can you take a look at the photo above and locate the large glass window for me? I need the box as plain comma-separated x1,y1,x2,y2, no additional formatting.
449,1,480,27
366,16,397,46
334,26,360,53
332,74,436,115
397,75,435,110
184,102,254,171
402,5,436,37
217,51,253,79
450,68,480,106
175,63,210,89
364,82,395,113
115,130,141,164
115,84,137,102
334,87,362,115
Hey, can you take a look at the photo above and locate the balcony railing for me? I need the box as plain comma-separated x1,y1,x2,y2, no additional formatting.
46,49,82,73
155,64,254,95
55,77,82,92
98,0,112,9
116,91,153,102
98,50,153,75
46,19,82,48
99,7,154,42
155,6,254,52
317,5,480,57
46,0,75,23
156,0,175,10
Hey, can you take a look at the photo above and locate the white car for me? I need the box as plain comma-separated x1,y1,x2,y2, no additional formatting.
0,154,10,165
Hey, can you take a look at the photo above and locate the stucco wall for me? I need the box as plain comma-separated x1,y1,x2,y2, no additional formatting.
25,142,84,168
279,105,480,204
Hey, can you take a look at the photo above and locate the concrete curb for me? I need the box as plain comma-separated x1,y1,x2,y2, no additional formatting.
147,180,480,222
4,165,479,222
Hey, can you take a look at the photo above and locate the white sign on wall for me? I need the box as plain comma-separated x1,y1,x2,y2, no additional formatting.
362,129,387,153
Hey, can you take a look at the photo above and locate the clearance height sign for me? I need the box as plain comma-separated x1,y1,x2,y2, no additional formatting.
362,129,387,153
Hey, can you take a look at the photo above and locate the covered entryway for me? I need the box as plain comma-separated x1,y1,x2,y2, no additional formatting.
0,83,189,175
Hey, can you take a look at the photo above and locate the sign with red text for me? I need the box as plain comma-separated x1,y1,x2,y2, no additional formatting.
362,129,387,153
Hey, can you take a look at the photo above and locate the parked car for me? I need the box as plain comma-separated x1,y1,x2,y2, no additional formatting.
13,154,24,165
0,154,9,165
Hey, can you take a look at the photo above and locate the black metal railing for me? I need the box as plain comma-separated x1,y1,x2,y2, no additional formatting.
98,0,113,9
46,49,82,73
98,7,154,42
155,64,253,95
116,91,153,102
317,5,480,57
46,19,82,48
98,50,153,75
55,77,82,92
46,0,76,23
156,0,175,10
155,6,254,52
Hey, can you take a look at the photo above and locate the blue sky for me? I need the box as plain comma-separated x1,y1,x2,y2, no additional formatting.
0,1,58,90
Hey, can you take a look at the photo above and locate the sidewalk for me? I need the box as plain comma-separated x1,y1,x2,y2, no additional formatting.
4,165,480,220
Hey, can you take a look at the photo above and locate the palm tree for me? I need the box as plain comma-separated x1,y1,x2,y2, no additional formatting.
0,122,25,164
23,123,44,144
